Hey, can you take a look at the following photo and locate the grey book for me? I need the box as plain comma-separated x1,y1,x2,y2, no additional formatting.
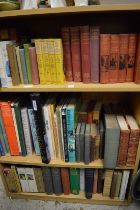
84,124,91,164
34,167,45,193
99,120,105,159
79,122,86,162
19,48,28,84
104,114,120,168
42,167,53,194
51,167,62,195
75,123,81,162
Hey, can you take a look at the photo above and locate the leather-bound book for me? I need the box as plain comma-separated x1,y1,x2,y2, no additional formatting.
61,168,70,195
110,171,118,199
103,170,113,196
134,34,140,83
51,167,63,195
85,169,94,199
93,169,98,194
70,168,80,195
42,167,53,194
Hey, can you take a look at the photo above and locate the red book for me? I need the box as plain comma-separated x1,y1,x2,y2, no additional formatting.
80,26,90,83
109,34,119,83
134,34,140,83
0,101,19,156
61,27,73,81
61,168,70,195
90,26,100,83
126,34,137,82
100,34,110,83
118,34,129,82
29,47,40,85
70,27,82,82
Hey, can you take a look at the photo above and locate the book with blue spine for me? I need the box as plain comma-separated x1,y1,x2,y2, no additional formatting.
0,139,5,156
27,108,40,155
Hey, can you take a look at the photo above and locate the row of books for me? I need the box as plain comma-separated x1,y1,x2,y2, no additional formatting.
0,94,139,169
62,26,140,84
3,165,130,200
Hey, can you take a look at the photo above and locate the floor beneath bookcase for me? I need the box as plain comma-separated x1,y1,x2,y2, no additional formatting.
0,177,139,210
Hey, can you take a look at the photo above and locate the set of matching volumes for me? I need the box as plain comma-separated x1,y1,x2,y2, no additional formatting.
3,165,130,200
62,26,140,83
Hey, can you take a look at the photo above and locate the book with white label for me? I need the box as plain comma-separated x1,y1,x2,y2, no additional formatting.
16,167,30,192
25,167,38,192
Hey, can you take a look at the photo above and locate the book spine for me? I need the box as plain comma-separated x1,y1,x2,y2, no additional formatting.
75,128,80,163
90,26,100,83
19,48,29,84
15,46,24,84
42,167,53,194
109,34,119,83
110,172,118,199
85,169,94,199
97,169,104,193
80,169,85,192
24,44,32,84
119,170,130,200
115,172,122,197
0,130,6,155
51,167,63,195
33,168,45,193
93,169,98,194
80,26,90,83
61,168,70,195
118,34,129,82
126,34,137,82
61,27,73,81
70,168,80,195
54,112,61,159
42,40,51,83
134,34,140,83
0,46,6,87
79,124,85,162
0,140,4,156
103,170,113,196
99,121,105,159
70,27,82,82
84,125,91,164
62,106,69,162
100,34,110,83
95,134,100,160
16,167,30,192
25,167,38,192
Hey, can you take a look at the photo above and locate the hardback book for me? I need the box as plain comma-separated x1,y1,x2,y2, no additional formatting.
79,122,86,162
61,168,70,195
125,115,140,166
23,43,32,84
97,169,105,193
15,46,24,84
99,120,105,159
3,166,21,193
118,34,129,82
70,26,82,82
42,167,53,194
93,169,98,194
87,101,95,123
30,93,50,164
70,168,80,195
100,34,110,83
54,111,61,159
28,46,40,85
75,123,81,162
16,167,30,192
0,140,4,156
80,169,85,192
85,169,94,199
84,123,91,164
0,129,6,155
114,171,122,198
90,26,100,83
103,170,113,196
33,167,45,192
109,34,119,83
104,114,120,168
93,101,102,125
25,167,38,192
110,171,118,199
126,34,137,82
61,27,73,81
21,107,33,155
119,170,130,200
19,48,29,84
116,115,130,166
134,34,140,83
78,104,88,123
6,43,20,85
90,123,96,161
80,26,90,83
51,167,63,195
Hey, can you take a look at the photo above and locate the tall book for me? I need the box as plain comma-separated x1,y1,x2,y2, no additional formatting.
16,167,30,192
97,169,105,193
19,48,29,84
93,101,102,125
79,122,86,162
25,167,38,192
85,169,94,199
103,170,113,196
70,27,82,82
90,26,100,83
15,46,24,84
80,26,90,83
84,123,91,164
23,43,32,84
80,169,85,192
119,170,130,200
34,167,45,192
42,39,51,84
51,167,63,195
90,123,96,161
93,169,98,194
70,168,80,195
134,34,140,83
114,171,122,198
75,123,81,162
42,167,53,194
110,171,118,199
78,104,88,123
61,168,70,195
104,114,120,168
99,120,105,159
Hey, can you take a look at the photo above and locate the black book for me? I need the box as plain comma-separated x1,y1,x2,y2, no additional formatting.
42,167,53,194
97,169,105,193
51,167,63,195
30,93,50,163
99,120,105,159
85,169,94,199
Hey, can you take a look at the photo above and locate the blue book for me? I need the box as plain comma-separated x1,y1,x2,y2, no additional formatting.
19,48,28,84
85,169,94,199
27,108,40,155
0,139,5,156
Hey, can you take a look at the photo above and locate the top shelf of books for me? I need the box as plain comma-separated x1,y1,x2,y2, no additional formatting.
0,4,140,19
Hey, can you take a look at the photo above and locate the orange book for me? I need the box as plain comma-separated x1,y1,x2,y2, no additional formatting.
0,101,19,156
118,34,129,82
109,34,119,83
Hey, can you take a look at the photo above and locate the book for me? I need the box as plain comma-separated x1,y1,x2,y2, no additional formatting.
90,123,96,161
23,43,32,84
75,123,81,162
78,104,88,123
90,26,100,83
84,123,91,164
34,167,45,192
97,169,105,193
16,167,30,192
25,167,38,192
85,169,94,199
0,140,4,156
42,39,51,84
80,169,85,192
104,114,120,168
0,129,7,155
99,120,105,159
114,171,122,197
70,168,80,195
119,170,130,200
93,169,98,194
42,167,53,194
19,48,29,84
15,46,24,84
134,34,140,83
93,101,102,125
110,171,118,199
103,170,113,196
51,167,63,195
79,122,86,162
61,168,70,195
54,111,61,159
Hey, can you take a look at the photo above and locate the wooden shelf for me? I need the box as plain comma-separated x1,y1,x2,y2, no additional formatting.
9,192,129,206
0,154,134,169
0,82,140,92
0,4,139,19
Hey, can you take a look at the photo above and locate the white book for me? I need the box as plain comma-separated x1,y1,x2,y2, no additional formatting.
119,170,130,200
25,168,38,192
21,107,33,155
80,169,85,192
16,167,30,192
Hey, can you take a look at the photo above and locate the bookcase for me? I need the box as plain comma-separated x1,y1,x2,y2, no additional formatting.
0,3,140,206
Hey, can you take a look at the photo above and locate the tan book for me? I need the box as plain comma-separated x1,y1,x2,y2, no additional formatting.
103,170,113,196
114,171,122,198
34,167,45,193
78,103,88,123
93,169,98,194
93,101,102,124
110,171,118,199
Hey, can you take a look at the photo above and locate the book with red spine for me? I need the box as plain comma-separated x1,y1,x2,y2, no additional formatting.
61,27,73,81
118,34,129,82
109,34,119,83
70,26,82,82
80,26,90,83
134,34,140,83
126,34,137,82
100,34,110,83
61,168,70,195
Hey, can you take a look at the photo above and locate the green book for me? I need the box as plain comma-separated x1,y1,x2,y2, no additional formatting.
70,168,80,195
24,43,32,84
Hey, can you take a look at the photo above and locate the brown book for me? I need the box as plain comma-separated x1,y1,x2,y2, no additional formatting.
117,115,130,166
78,103,88,123
110,171,118,199
87,100,95,123
61,168,70,195
7,43,20,85
93,169,98,194
93,101,102,125
134,34,140,83
125,115,140,166
97,169,105,193
103,170,113,196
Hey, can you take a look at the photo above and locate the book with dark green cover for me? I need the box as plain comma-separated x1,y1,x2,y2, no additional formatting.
42,167,53,194
34,167,45,193
19,48,28,84
23,44,32,84
51,167,63,195
70,168,80,195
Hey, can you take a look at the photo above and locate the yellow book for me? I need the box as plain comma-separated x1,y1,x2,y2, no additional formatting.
34,39,46,84
54,39,65,83
42,40,51,83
